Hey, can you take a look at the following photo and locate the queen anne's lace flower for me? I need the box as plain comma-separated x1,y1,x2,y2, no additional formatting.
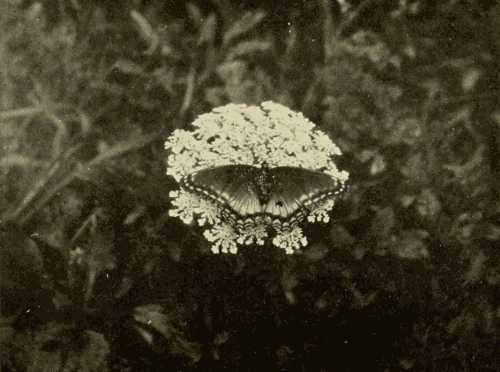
203,224,239,254
165,101,349,254
168,190,197,225
272,226,309,255
307,199,335,223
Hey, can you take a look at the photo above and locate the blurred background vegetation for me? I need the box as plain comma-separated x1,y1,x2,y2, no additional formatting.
1,0,499,371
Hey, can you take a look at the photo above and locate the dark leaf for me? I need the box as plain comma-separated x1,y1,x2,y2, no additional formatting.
392,230,429,259
370,207,395,239
302,242,329,261
112,59,145,75
329,224,355,247
133,304,171,340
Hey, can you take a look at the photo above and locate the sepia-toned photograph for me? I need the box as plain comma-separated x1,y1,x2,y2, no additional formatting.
1,0,499,370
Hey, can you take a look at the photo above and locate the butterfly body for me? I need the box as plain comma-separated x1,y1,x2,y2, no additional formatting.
180,164,344,225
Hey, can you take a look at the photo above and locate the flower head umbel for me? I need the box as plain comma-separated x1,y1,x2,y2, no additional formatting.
165,101,349,254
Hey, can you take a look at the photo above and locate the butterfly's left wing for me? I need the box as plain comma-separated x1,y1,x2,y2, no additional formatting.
264,167,344,221
180,165,265,219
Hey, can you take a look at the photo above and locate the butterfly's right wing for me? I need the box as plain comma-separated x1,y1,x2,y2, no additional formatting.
180,165,264,218
264,167,344,221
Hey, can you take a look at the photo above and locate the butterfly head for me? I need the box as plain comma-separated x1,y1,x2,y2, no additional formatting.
259,161,270,169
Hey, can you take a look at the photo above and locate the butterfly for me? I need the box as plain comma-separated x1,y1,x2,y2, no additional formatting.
180,163,344,227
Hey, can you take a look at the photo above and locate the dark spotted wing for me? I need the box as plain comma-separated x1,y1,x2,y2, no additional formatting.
180,165,265,218
263,167,344,220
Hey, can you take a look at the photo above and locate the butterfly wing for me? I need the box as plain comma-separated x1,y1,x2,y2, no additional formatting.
181,165,265,218
264,167,344,221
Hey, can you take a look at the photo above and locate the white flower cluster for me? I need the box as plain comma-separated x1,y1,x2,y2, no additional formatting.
165,101,349,254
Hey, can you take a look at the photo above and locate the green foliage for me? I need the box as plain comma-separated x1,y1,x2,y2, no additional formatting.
1,0,499,371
